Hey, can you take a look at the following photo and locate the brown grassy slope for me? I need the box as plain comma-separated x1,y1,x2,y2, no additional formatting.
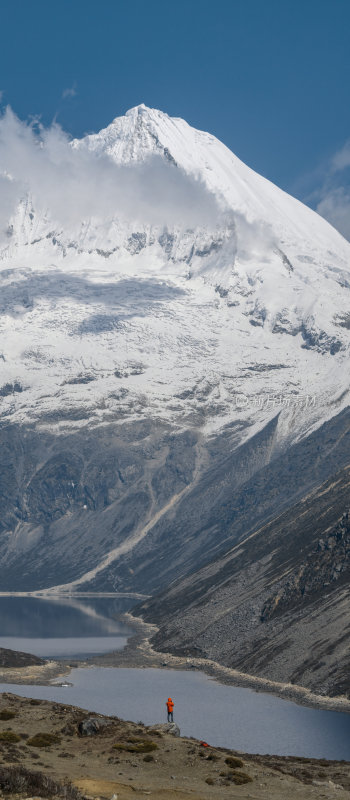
0,693,348,800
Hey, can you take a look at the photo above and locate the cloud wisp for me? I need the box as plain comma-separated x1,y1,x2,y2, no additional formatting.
331,140,350,172
0,107,225,241
316,186,350,241
300,138,350,241
62,83,77,100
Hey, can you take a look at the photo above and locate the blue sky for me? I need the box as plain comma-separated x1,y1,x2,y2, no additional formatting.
1,0,349,237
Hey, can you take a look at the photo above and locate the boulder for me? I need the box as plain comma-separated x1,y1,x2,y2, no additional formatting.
78,716,111,736
148,722,180,737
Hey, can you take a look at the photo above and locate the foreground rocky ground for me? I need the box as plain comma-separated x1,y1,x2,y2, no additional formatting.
0,693,348,800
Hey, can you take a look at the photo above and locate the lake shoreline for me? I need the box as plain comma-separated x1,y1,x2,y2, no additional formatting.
0,608,349,717
0,659,70,685
88,612,350,716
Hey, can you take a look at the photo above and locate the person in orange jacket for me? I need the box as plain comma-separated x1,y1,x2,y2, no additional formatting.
166,696,174,722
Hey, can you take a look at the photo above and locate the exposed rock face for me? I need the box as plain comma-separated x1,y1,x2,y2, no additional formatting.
262,511,350,621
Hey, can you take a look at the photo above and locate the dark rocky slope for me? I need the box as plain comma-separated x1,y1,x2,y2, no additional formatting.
137,462,350,697
0,419,198,589
1,406,350,600
86,405,350,595
0,648,44,668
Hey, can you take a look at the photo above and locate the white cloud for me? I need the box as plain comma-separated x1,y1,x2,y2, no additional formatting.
303,138,350,242
331,139,350,172
316,187,350,241
62,84,77,100
0,107,225,239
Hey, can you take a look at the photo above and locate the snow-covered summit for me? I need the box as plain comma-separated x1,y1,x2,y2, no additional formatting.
78,103,193,164
76,103,349,251
0,105,350,447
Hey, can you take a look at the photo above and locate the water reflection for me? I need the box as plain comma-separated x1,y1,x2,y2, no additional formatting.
0,596,134,658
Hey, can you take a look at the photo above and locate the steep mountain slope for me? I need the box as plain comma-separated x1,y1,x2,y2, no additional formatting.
81,404,350,596
0,105,350,592
137,450,350,697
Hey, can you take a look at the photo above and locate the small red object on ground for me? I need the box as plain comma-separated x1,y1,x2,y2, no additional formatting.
200,741,210,747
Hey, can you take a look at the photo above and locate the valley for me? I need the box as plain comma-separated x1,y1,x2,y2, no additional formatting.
0,105,349,704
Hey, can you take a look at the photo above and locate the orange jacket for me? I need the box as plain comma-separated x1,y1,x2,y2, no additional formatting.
166,698,174,712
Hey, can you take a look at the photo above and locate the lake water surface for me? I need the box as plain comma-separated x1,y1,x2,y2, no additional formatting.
0,596,133,657
0,597,349,760
1,667,350,760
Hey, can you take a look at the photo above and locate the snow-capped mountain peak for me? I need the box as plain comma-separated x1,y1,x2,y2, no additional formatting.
77,103,181,165
0,105,350,448
77,104,349,250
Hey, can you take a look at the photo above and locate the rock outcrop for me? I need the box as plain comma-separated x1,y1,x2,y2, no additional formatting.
262,511,350,621
148,722,181,737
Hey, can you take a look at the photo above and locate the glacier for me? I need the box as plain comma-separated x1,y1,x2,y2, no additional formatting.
1,104,349,450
